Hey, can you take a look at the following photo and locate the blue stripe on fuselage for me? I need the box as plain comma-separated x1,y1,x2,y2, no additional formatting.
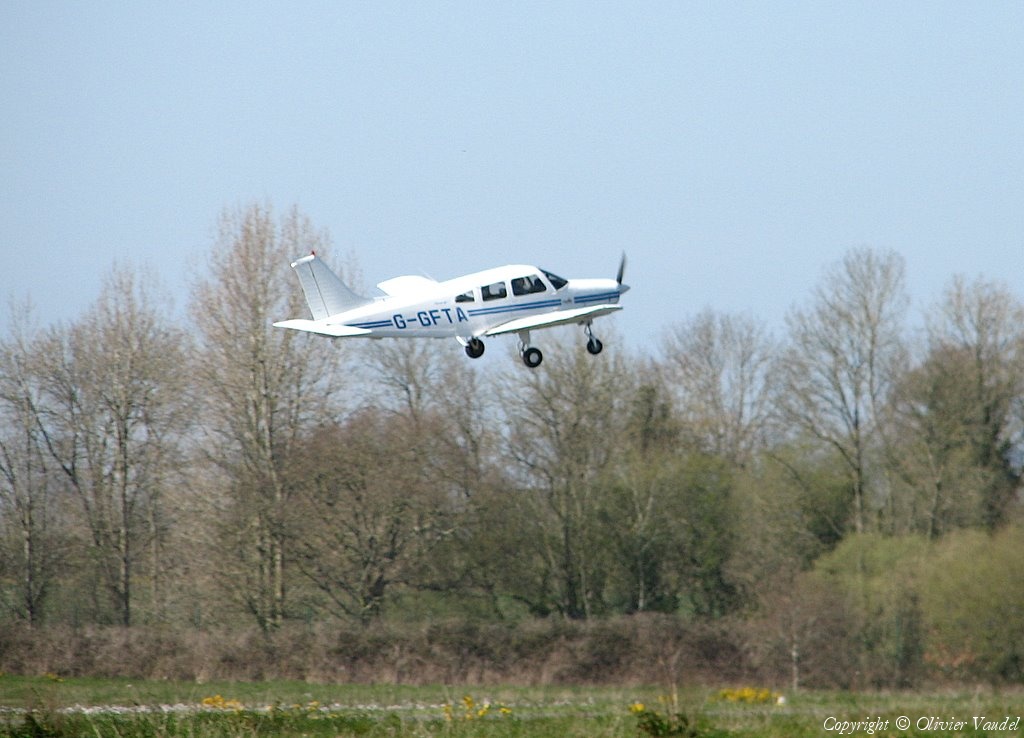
574,291,620,305
350,319,393,329
467,298,562,317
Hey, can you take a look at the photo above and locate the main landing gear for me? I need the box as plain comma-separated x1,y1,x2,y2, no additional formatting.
522,346,544,368
516,322,605,368
460,322,607,369
517,331,543,368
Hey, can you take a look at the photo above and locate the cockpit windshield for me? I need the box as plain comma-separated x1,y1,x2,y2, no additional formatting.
541,269,568,290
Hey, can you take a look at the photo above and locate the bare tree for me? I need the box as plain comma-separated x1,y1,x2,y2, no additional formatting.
366,338,500,503
189,203,346,630
916,276,1023,529
888,346,992,535
367,339,444,427
290,410,451,623
499,341,631,619
778,248,909,534
0,303,67,625
661,309,777,464
884,277,1024,535
605,378,678,613
26,267,187,626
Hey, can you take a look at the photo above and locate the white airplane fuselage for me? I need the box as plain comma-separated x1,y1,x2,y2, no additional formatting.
274,254,629,367
351,271,618,337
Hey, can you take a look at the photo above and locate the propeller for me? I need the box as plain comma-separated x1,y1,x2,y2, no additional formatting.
616,252,628,286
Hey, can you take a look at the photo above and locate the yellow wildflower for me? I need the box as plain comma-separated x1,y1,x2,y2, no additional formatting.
201,694,243,711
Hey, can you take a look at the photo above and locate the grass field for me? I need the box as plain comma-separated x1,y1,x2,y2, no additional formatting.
0,675,1021,737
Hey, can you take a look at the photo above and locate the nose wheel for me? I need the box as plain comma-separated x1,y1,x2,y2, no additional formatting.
464,337,485,359
584,323,604,355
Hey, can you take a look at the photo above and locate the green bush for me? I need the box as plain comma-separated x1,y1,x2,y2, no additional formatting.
920,526,1024,682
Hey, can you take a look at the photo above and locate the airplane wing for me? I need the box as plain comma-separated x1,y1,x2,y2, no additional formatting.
273,319,372,337
483,304,623,336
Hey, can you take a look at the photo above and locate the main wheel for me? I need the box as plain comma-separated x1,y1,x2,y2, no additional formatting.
522,347,543,368
586,337,604,355
464,338,485,359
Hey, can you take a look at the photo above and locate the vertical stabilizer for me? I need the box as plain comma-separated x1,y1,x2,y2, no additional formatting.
290,253,370,319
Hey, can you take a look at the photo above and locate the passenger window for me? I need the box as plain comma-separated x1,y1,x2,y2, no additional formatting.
481,281,507,301
511,274,547,296
455,290,475,303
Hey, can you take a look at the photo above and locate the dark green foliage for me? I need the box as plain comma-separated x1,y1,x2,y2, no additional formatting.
4,714,61,738
634,709,701,737
0,711,386,738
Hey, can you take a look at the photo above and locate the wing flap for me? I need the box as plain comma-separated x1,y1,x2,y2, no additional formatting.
483,304,623,336
273,319,372,337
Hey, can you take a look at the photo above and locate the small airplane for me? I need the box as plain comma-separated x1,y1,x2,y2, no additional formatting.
274,252,629,367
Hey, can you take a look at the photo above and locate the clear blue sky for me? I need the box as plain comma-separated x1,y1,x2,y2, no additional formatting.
3,2,1023,349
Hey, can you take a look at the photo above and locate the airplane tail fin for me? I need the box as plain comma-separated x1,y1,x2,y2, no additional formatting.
289,252,370,319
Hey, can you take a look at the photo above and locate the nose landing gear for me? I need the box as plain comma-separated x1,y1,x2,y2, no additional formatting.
584,322,603,355
464,337,485,359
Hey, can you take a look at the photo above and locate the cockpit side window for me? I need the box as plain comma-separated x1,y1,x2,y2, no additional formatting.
455,290,475,303
511,274,548,296
481,281,507,301
541,269,568,290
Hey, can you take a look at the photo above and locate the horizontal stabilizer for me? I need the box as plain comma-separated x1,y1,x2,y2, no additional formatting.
484,304,623,336
273,319,372,337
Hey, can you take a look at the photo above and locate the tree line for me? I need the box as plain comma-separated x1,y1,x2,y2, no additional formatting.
1,203,1022,687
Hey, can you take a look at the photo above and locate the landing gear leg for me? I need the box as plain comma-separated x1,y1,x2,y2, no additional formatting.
518,331,543,368
584,322,604,355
